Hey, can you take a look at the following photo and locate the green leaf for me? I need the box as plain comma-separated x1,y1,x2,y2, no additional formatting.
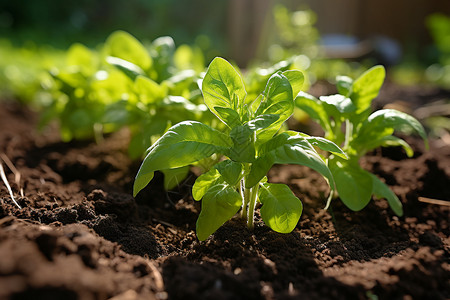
256,72,294,141
161,167,190,190
369,109,428,142
304,136,348,159
336,75,353,96
105,30,152,71
192,168,221,201
129,116,171,159
229,125,256,162
282,70,304,97
355,109,428,151
103,100,131,126
370,174,403,216
246,114,279,131
134,121,232,196
294,92,332,135
214,160,243,186
106,56,144,81
329,160,373,211
350,65,385,113
319,94,356,114
196,184,242,241
247,133,334,188
214,107,242,128
67,43,97,75
202,57,246,125
364,136,414,157
134,75,166,104
259,183,303,233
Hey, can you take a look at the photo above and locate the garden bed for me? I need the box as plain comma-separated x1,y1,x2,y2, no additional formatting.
0,82,449,299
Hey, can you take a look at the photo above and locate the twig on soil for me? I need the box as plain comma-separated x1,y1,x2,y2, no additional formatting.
151,218,176,228
0,161,22,209
0,153,23,197
418,196,450,206
145,261,165,292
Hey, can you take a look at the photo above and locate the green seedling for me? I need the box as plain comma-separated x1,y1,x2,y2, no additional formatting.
295,65,428,216
134,57,345,240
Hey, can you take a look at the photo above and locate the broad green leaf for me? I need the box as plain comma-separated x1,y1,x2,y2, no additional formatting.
161,96,205,122
202,57,246,125
336,75,353,96
105,30,152,71
196,184,242,241
247,133,334,188
355,109,428,150
330,160,373,211
364,136,414,157
259,183,303,233
128,115,173,159
214,160,243,186
173,44,205,73
368,109,428,142
319,94,356,114
246,156,274,188
134,121,232,196
67,43,97,75
103,100,131,126
192,168,221,200
304,136,348,159
294,92,332,135
106,56,145,81
134,75,166,104
229,125,256,162
161,167,190,190
150,37,175,81
282,70,304,97
214,107,242,128
246,114,279,131
351,65,385,113
256,72,294,141
370,174,403,216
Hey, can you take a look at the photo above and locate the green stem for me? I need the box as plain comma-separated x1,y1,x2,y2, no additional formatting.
343,119,353,150
324,189,334,210
241,179,249,219
246,185,258,230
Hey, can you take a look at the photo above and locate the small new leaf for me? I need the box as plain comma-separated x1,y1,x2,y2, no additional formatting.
350,65,385,113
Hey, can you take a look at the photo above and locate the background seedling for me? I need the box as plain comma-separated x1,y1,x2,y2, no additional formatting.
295,65,428,216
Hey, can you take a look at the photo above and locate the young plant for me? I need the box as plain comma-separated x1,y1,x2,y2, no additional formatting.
134,57,346,240
295,65,428,216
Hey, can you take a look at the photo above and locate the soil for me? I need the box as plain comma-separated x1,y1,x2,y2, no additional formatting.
0,83,449,300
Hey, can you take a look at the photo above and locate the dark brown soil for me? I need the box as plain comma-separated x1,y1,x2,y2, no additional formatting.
0,84,449,300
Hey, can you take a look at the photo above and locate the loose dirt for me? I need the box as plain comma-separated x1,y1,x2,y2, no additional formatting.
0,84,449,299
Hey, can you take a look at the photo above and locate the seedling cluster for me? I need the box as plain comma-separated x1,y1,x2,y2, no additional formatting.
1,30,428,241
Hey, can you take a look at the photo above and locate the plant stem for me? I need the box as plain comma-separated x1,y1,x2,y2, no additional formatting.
246,185,258,230
241,179,249,219
324,189,334,210
343,119,353,150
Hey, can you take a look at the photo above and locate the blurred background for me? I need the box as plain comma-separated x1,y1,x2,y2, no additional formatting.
1,0,449,66
0,0,449,164
1,0,449,103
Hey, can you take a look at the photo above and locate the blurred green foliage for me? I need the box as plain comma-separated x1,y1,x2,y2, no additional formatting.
0,0,227,61
257,4,369,87
391,13,450,88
